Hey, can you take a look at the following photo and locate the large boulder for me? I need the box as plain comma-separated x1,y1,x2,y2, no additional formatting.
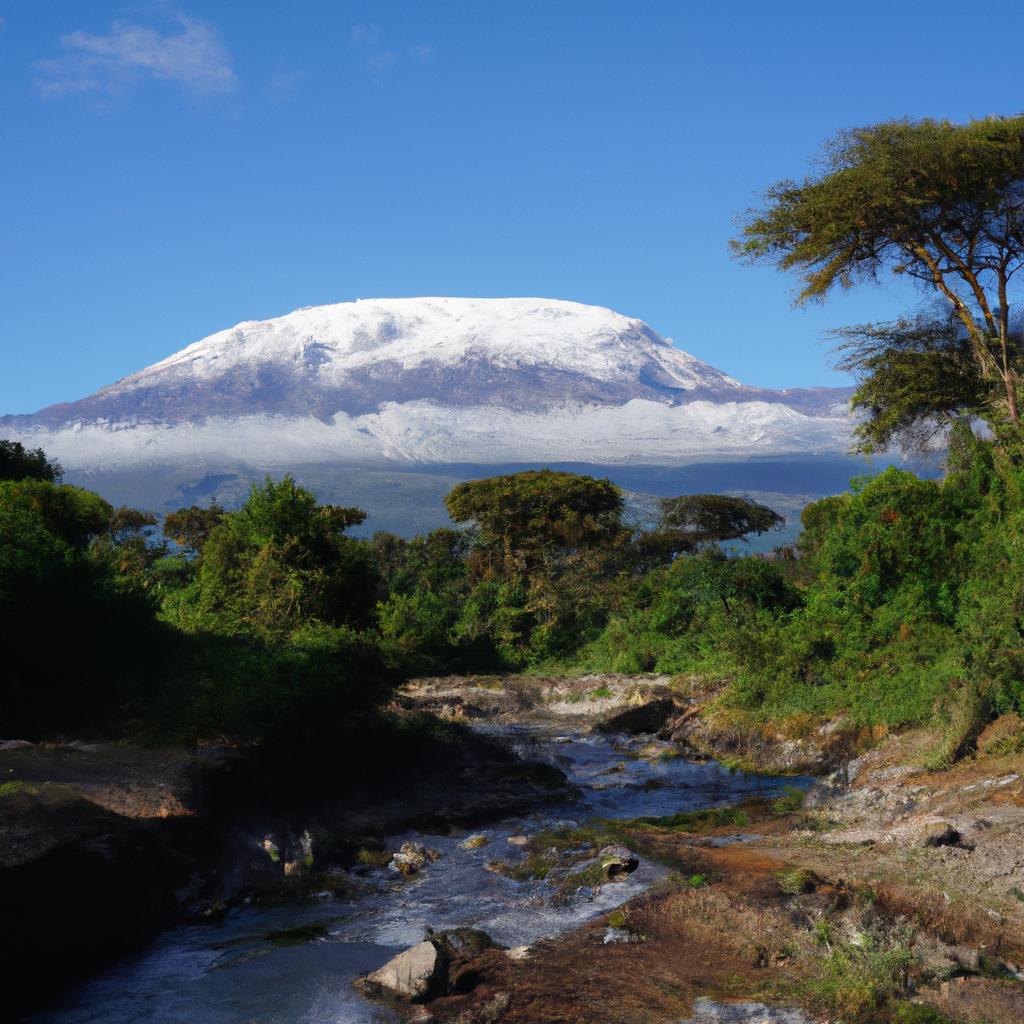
361,940,447,1002
358,929,503,1005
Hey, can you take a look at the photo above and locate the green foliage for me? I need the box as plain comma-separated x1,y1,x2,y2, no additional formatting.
733,115,1024,444
775,867,818,895
445,469,626,570
805,938,913,1022
162,503,225,554
173,476,377,642
14,435,1024,753
834,317,989,454
0,479,168,736
0,439,62,483
0,479,112,548
660,493,783,545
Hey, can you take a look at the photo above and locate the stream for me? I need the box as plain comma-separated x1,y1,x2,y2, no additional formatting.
31,727,806,1023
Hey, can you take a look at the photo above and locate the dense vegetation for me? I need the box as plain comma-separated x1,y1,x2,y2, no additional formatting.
3,435,1024,763
6,115,1024,762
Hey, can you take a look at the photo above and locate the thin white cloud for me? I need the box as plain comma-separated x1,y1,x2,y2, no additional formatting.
349,23,431,78
267,63,307,103
349,23,380,48
35,10,236,99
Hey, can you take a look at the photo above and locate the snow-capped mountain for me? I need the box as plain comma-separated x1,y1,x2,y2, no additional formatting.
2,297,853,468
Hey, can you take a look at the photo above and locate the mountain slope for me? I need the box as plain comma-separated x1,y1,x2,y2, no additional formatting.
2,297,853,467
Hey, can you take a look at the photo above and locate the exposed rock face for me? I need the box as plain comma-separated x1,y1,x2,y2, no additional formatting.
593,697,679,735
666,711,857,775
362,940,446,1002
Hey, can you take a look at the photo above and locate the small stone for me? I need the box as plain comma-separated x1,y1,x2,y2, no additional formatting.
461,834,489,849
506,835,529,846
597,844,640,878
507,945,531,960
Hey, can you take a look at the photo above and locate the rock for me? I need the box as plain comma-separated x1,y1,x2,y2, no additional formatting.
0,739,33,751
362,940,447,1002
507,945,531,960
921,824,963,848
432,927,501,956
598,844,640,878
593,698,677,735
506,835,529,846
680,997,815,1022
390,841,430,875
461,834,489,849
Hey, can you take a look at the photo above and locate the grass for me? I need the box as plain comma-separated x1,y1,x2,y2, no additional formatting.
920,685,989,771
628,805,752,832
263,922,329,947
355,848,391,868
804,940,914,1022
775,867,818,895
771,785,806,816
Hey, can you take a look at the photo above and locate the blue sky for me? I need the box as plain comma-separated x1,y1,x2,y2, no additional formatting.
2,1,1022,413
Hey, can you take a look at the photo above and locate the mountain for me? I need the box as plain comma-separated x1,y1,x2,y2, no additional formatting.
2,297,853,471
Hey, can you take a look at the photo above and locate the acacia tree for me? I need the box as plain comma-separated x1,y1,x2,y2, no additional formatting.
733,116,1024,443
444,469,626,574
632,493,783,569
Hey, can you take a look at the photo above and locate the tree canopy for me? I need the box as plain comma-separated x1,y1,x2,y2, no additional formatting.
0,439,63,483
832,315,990,452
444,469,627,569
733,116,1024,444
660,493,783,544
163,503,225,554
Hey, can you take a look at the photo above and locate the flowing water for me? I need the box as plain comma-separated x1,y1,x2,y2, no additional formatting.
32,727,806,1024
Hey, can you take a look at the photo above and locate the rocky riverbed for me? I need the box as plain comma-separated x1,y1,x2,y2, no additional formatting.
5,676,1024,1023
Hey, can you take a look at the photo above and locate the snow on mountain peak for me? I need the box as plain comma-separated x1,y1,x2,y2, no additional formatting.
129,296,739,394
1,296,853,470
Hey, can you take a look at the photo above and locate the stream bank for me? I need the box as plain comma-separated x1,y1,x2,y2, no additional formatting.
0,710,572,1020
20,714,802,1023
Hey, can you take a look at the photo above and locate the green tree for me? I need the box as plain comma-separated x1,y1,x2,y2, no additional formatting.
179,477,376,640
832,315,989,452
660,493,783,545
734,116,1024,439
0,439,63,482
163,503,225,554
445,469,626,574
